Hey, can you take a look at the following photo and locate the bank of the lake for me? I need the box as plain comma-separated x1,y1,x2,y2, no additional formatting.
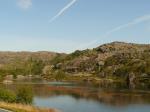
0,102,57,112
0,79,150,112
0,79,60,112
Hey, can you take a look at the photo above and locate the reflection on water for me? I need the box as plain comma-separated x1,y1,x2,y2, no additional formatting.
34,96,115,112
34,96,150,112
1,79,150,112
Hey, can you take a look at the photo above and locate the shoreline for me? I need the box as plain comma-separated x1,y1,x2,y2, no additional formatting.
0,102,59,112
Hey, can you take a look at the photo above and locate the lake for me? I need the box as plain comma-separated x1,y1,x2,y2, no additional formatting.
1,79,150,112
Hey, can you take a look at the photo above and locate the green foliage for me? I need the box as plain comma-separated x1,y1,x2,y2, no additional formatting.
0,42,150,84
30,60,44,75
0,57,45,78
50,53,66,64
0,86,34,104
25,58,45,75
0,69,7,79
16,86,33,104
0,88,16,103
113,66,129,78
103,52,150,81
54,70,66,80
16,87,33,104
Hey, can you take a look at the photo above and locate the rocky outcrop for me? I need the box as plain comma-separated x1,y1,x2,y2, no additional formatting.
51,42,150,87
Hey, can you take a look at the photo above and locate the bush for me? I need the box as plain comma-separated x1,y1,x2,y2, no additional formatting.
54,70,66,80
16,86,33,104
0,88,16,103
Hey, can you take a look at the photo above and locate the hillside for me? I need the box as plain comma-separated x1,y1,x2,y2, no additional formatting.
0,51,58,64
48,42,150,88
51,42,150,73
0,42,150,89
0,51,62,78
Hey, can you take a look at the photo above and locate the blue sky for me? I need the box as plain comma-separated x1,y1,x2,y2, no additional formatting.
0,0,150,53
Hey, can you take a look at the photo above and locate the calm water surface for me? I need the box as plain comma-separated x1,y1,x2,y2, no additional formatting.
1,79,150,112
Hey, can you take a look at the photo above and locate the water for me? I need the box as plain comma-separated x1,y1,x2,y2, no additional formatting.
1,79,150,112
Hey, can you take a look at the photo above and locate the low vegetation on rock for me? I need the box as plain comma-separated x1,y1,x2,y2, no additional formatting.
0,42,150,88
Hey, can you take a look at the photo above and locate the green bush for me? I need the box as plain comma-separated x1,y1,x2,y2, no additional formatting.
54,70,66,80
0,86,34,104
114,66,128,77
16,86,33,104
0,88,16,103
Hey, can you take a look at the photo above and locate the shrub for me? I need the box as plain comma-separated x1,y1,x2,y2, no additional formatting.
54,70,66,80
16,86,33,104
0,88,16,103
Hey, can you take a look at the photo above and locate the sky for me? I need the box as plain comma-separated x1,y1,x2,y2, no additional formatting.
0,0,150,53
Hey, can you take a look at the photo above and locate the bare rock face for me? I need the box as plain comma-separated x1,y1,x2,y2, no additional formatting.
129,73,136,83
127,73,136,89
3,80,13,84
4,75,13,80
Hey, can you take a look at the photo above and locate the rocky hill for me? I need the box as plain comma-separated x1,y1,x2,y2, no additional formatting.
0,51,58,64
50,42,150,88
0,51,61,78
0,42,150,88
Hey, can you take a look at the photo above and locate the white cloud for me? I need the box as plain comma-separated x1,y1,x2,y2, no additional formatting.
17,0,32,10
49,0,77,23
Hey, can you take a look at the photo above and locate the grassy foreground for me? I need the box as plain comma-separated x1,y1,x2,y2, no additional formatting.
0,102,58,112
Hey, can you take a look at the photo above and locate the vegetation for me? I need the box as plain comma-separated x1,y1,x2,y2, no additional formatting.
0,88,16,103
0,86,58,112
0,51,57,79
0,42,150,88
0,102,56,112
46,42,150,88
0,87,33,104
16,86,33,104
54,70,66,81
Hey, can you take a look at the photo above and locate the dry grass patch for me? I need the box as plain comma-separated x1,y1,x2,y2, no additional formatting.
0,102,59,112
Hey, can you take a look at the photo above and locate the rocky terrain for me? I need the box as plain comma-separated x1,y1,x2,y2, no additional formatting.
50,42,150,88
0,42,150,89
0,51,58,64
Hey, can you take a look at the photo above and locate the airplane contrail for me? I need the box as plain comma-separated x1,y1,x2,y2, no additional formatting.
49,0,77,23
103,14,150,37
77,14,150,50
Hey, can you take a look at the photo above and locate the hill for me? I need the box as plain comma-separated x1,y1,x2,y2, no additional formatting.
0,42,150,89
48,42,150,88
0,51,58,64
0,51,62,78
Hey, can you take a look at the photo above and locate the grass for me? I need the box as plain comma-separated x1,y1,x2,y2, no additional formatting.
0,102,58,112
